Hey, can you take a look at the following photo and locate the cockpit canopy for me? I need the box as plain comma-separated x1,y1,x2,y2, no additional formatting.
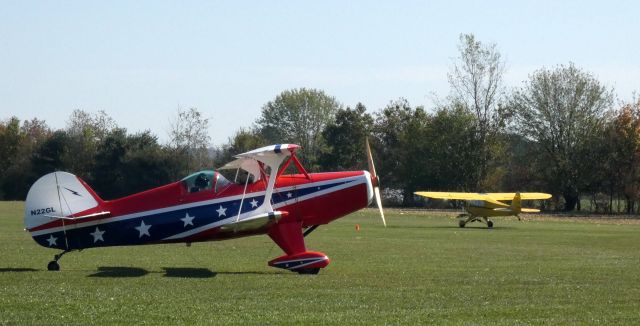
181,170,231,193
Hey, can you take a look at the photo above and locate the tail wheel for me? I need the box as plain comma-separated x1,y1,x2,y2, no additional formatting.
47,261,60,271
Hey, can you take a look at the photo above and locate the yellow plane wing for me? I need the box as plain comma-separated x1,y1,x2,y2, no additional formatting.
484,193,551,200
414,192,551,201
414,192,493,200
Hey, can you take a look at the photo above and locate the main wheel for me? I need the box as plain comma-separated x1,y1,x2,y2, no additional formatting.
487,220,494,228
47,261,60,271
296,268,320,275
458,220,466,228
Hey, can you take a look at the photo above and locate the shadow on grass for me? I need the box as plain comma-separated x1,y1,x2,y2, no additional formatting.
387,225,516,230
214,271,287,275
162,267,216,278
89,266,149,278
86,266,282,278
0,267,39,272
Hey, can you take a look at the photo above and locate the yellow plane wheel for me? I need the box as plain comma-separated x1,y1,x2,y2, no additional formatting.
487,220,494,228
458,220,466,228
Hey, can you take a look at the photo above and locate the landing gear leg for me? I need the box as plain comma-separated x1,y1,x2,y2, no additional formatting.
47,250,70,271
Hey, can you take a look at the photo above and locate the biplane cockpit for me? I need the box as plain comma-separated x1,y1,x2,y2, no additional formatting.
181,170,232,193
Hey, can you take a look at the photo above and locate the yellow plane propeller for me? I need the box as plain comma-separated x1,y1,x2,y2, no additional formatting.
414,191,551,228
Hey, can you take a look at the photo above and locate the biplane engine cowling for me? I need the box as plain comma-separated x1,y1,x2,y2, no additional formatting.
24,172,102,231
363,170,375,205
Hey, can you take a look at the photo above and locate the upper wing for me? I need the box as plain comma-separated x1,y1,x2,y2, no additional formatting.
414,191,552,201
235,144,300,159
485,193,552,200
414,192,492,200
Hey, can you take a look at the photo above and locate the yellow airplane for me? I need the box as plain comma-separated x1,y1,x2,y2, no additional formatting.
414,192,552,228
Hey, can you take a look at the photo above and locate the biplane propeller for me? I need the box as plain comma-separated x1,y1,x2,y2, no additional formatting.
25,141,384,274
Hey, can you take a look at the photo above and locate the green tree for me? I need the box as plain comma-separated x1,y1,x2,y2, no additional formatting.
257,88,341,170
607,98,640,213
31,130,71,179
373,99,416,194
320,103,373,171
214,128,267,168
447,33,508,190
168,107,212,177
0,117,22,188
0,117,51,199
120,131,175,196
510,63,614,211
423,105,479,191
93,129,176,199
64,110,117,180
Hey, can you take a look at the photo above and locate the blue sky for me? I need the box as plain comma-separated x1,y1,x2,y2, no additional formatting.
1,0,638,146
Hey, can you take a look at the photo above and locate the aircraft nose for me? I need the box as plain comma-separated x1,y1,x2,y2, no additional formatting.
363,170,374,205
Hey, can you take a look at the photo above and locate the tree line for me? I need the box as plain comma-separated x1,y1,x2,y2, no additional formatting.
1,34,639,213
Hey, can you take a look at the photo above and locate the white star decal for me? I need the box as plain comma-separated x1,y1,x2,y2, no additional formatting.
135,220,152,238
249,199,259,208
46,234,57,247
216,205,227,217
286,192,293,198
181,212,195,227
90,227,105,243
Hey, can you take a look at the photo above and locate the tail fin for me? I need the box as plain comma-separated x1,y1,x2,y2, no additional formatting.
510,192,521,213
24,172,104,231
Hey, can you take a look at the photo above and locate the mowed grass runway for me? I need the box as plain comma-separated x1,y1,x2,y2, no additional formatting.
1,201,639,325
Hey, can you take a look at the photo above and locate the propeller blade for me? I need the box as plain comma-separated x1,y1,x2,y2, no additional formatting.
374,186,386,227
365,138,385,227
365,138,377,179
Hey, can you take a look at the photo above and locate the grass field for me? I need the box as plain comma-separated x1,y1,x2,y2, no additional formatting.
1,201,639,325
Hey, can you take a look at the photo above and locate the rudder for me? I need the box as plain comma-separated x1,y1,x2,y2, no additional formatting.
25,172,103,231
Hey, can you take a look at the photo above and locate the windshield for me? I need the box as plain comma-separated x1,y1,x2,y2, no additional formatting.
181,170,232,194
215,172,231,192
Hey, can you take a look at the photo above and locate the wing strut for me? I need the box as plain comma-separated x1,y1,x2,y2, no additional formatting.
276,153,310,180
233,173,252,232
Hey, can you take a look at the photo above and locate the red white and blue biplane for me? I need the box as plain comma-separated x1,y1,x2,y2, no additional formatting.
24,143,385,274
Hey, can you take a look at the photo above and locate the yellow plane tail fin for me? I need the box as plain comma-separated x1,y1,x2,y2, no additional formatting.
510,192,521,213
